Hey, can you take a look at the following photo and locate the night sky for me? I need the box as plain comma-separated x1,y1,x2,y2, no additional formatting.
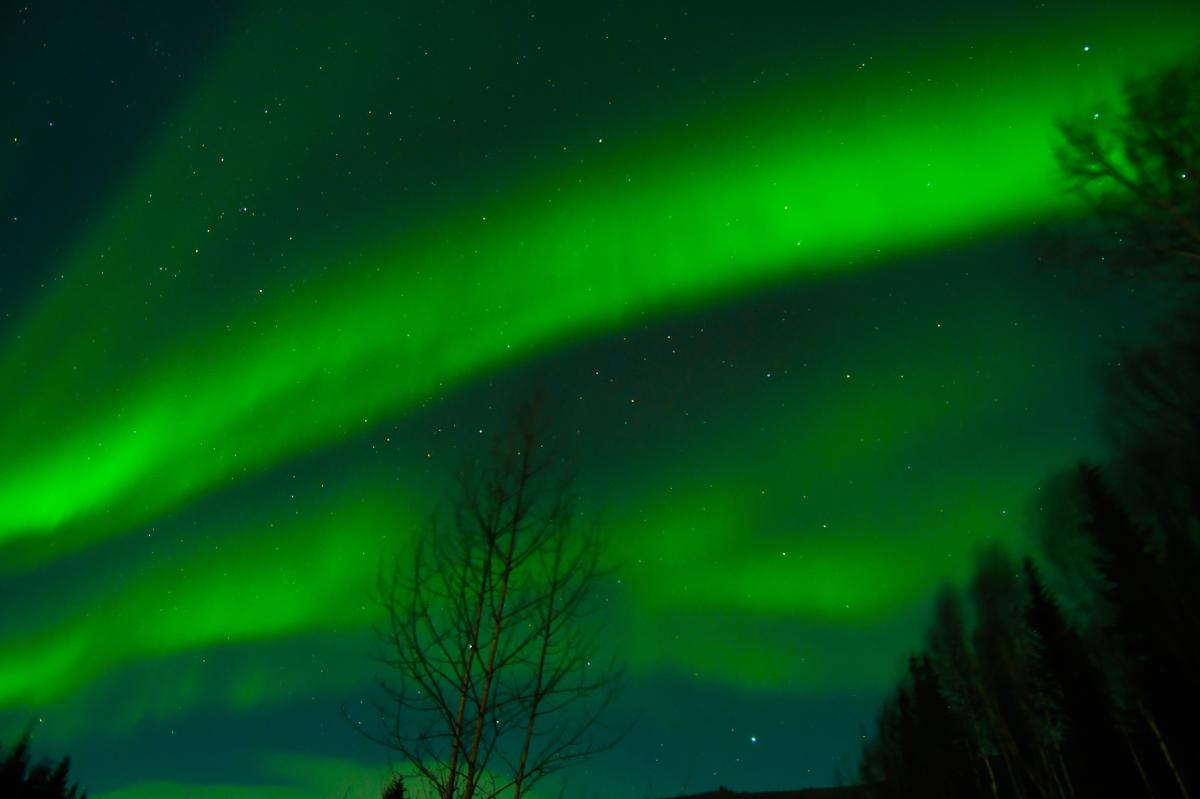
1,2,1197,797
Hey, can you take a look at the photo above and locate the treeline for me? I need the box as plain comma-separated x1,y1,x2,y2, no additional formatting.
858,58,1200,799
1,731,86,799
859,465,1200,798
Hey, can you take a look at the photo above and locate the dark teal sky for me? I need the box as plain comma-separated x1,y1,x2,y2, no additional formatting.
0,1,1193,797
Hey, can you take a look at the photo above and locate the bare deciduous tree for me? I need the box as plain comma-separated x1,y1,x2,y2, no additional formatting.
365,411,622,799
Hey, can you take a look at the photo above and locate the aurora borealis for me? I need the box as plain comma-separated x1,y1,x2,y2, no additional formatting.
1,1,1196,796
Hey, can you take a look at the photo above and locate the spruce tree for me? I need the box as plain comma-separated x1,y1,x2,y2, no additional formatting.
0,732,87,799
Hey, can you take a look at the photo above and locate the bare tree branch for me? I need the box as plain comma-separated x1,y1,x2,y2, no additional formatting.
362,405,624,799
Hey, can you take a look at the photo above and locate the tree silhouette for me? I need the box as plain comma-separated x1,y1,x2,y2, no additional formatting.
1022,558,1130,799
1103,309,1200,676
857,54,1200,799
1057,58,1200,281
1074,464,1195,797
365,407,622,799
382,774,407,799
927,588,999,799
969,547,1065,799
907,653,975,799
0,731,87,799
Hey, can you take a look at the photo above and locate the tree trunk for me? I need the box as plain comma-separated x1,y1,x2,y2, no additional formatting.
1052,736,1076,799
464,462,530,799
513,549,561,799
982,755,1001,799
445,544,494,799
997,741,1025,799
1141,702,1191,799
1042,746,1068,799
1124,728,1157,799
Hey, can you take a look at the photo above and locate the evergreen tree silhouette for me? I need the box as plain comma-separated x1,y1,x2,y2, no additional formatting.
382,774,407,799
969,547,1060,799
0,731,86,799
1023,558,1134,799
1074,465,1195,796
926,587,1000,799
906,653,974,799
1106,308,1200,680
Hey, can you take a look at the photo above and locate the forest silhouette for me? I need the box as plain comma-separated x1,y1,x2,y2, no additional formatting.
856,58,1200,799
0,731,86,799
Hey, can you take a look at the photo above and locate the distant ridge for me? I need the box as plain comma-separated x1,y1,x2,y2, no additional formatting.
663,786,875,799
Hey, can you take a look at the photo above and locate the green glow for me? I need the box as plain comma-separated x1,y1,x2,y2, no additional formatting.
91,754,390,799
87,754,554,799
0,301,1087,707
1,10,1193,552
0,487,412,706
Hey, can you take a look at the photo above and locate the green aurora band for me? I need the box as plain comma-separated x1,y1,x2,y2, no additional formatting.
1,9,1193,552
0,248,1145,708
1,3,1197,775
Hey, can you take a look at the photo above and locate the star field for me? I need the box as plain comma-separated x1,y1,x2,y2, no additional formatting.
0,1,1194,796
